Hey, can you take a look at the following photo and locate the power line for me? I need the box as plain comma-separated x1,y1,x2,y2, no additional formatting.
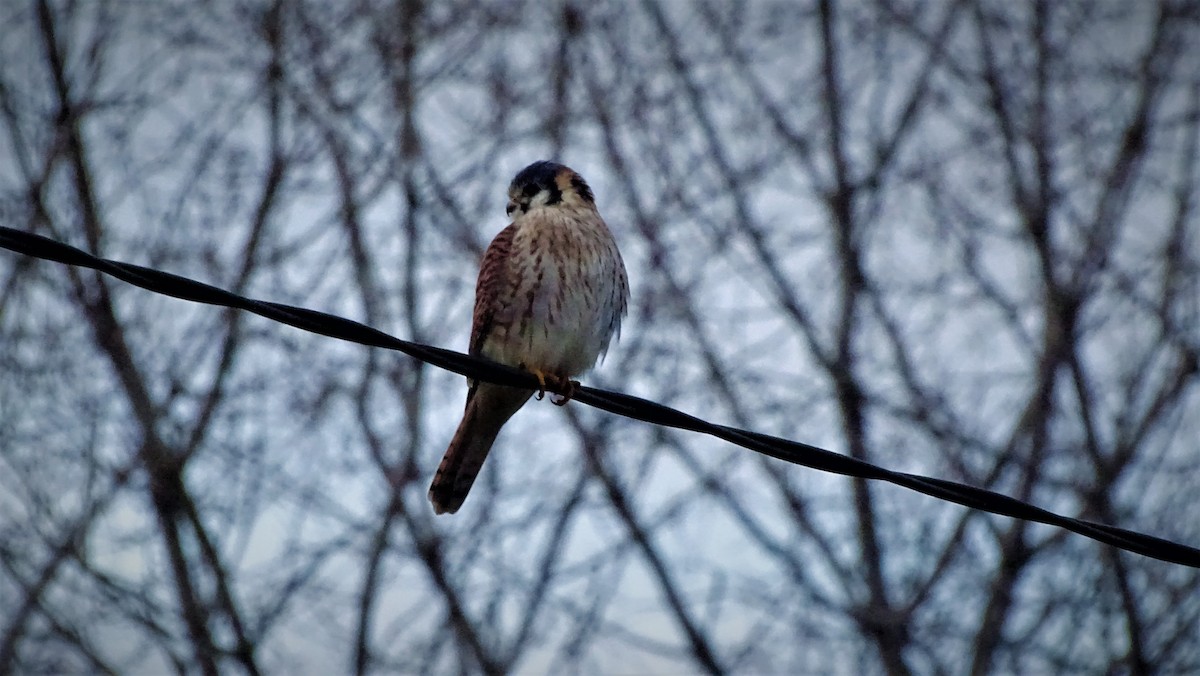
3,224,1198,568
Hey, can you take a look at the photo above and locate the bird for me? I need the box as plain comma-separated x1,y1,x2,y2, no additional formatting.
428,161,629,515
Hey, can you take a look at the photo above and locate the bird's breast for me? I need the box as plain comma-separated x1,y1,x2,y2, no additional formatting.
486,208,627,377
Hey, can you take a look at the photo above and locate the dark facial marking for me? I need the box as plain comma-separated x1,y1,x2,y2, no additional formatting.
511,160,567,211
570,173,594,203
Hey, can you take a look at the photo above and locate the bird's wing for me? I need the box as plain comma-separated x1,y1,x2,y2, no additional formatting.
469,222,518,358
461,223,519,409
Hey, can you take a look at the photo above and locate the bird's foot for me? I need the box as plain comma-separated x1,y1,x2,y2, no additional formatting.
527,368,550,401
524,367,578,406
549,378,580,406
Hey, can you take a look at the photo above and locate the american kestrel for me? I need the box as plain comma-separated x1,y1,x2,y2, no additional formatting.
428,161,629,514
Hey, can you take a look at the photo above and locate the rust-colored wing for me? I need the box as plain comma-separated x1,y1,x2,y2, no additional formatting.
469,223,518,358
429,222,528,514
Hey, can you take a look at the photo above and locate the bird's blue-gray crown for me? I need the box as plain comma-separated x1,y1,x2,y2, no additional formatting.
507,160,595,216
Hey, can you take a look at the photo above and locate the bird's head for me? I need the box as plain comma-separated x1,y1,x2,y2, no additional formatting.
506,160,595,218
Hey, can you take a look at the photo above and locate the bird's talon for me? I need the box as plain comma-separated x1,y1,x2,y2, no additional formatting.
550,378,579,406
529,369,549,400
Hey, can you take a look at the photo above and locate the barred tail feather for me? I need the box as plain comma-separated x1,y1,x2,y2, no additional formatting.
429,384,530,514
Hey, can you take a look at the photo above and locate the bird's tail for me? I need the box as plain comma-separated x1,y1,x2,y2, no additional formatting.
429,384,531,514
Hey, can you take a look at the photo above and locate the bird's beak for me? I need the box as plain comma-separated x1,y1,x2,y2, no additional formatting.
506,201,517,216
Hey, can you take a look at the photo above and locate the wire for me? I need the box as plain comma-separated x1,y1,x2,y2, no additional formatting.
3,224,1198,568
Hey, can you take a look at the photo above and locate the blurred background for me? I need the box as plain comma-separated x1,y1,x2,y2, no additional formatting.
2,1,1199,673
